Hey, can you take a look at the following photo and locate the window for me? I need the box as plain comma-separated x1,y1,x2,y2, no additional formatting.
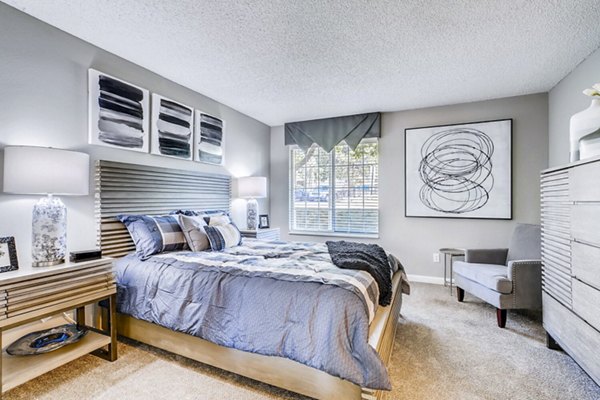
289,139,379,236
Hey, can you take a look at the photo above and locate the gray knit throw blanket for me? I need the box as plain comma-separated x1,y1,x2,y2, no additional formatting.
326,240,392,306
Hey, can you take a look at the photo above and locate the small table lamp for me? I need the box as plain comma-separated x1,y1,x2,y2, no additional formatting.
237,176,267,230
3,146,90,266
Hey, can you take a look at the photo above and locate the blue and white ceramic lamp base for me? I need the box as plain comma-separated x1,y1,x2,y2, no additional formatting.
246,198,259,230
32,195,67,267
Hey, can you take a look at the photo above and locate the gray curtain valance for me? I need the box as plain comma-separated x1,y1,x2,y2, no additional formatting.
284,112,380,152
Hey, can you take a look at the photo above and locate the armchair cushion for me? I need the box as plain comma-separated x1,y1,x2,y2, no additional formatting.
464,248,508,265
454,261,513,294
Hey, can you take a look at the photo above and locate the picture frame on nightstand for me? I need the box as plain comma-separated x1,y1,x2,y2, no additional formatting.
259,214,270,229
0,236,18,273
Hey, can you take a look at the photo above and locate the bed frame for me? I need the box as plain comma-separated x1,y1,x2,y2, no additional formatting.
96,160,403,400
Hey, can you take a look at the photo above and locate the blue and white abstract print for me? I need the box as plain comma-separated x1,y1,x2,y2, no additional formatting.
88,69,150,153
194,111,224,165
151,94,193,159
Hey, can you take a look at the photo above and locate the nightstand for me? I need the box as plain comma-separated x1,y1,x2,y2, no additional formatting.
0,258,116,396
240,227,280,241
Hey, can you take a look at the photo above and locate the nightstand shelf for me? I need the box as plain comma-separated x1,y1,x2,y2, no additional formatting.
2,315,111,392
0,258,117,397
240,227,280,241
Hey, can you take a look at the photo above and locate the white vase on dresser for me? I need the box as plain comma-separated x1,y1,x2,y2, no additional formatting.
570,98,600,162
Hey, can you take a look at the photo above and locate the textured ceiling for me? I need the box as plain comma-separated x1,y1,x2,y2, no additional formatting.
4,0,600,126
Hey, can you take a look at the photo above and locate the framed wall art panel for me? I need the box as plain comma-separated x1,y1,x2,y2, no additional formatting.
405,119,512,219
88,69,150,153
151,94,194,160
194,111,225,165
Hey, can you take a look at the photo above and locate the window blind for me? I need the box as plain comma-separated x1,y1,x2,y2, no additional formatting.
289,140,379,235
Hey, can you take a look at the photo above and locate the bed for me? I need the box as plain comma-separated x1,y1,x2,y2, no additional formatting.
96,160,406,400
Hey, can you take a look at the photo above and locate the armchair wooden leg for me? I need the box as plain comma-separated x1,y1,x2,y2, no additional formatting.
456,287,465,302
496,308,507,328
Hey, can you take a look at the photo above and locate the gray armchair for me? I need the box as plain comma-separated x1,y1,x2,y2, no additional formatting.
454,223,542,328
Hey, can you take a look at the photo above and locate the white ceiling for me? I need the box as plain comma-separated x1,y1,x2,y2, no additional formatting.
4,0,600,126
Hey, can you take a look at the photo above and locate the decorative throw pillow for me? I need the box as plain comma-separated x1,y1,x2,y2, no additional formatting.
118,214,188,260
170,209,229,219
170,209,232,224
177,214,210,252
208,214,231,226
170,209,201,217
204,223,242,251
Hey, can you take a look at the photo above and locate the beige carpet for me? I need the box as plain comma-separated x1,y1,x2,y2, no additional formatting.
5,283,600,400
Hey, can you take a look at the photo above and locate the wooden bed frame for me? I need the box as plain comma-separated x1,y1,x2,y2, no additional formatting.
96,160,403,400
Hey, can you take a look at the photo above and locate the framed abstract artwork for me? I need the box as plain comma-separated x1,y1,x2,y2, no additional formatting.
151,94,194,160
195,111,225,165
88,69,150,153
0,236,18,273
405,119,512,219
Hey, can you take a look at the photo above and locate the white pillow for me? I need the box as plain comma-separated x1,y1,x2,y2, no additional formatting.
208,214,231,226
177,215,210,252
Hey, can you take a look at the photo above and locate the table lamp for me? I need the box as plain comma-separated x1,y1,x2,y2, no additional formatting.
237,176,267,230
3,146,90,266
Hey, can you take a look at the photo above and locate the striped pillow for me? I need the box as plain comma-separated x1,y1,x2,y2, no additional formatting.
118,214,188,260
204,223,242,251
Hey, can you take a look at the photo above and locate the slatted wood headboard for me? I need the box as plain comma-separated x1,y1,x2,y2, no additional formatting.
95,160,231,258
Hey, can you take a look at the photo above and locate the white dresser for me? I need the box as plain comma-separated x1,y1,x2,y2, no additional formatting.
541,156,600,386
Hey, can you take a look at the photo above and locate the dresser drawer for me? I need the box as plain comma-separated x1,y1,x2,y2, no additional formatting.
570,162,600,201
543,292,600,386
572,204,600,245
572,279,600,331
572,241,600,289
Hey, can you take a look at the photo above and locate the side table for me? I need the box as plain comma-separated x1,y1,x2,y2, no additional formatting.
439,248,465,296
239,227,280,241
0,257,116,397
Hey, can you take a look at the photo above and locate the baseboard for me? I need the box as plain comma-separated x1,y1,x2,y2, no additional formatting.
407,274,445,285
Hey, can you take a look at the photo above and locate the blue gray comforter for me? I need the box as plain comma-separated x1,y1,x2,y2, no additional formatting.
114,239,393,389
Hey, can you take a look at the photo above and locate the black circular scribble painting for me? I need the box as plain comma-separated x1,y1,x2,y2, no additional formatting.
418,127,494,214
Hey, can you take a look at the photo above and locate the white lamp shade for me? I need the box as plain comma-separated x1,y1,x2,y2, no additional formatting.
3,146,90,195
237,176,267,198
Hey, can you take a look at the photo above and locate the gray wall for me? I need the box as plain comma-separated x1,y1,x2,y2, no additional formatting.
271,94,548,279
0,3,271,264
549,46,600,167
